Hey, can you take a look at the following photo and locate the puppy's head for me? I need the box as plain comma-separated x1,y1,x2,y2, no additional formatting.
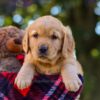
23,16,75,64
0,26,24,53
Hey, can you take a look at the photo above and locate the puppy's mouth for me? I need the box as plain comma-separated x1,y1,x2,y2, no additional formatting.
38,55,49,60
39,55,47,59
38,54,51,62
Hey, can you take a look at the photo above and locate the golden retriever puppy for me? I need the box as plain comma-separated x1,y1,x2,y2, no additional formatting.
15,16,83,91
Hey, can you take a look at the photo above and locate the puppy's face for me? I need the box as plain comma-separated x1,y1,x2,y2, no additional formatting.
0,26,24,53
6,26,24,53
29,27,62,63
23,16,75,64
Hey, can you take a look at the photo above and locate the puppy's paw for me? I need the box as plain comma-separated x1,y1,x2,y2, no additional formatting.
15,73,33,89
61,73,82,92
14,65,34,90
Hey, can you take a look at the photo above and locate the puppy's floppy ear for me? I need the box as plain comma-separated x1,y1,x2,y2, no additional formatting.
22,30,29,54
62,26,75,58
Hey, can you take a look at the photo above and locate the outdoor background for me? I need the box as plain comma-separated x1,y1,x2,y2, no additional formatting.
0,0,100,100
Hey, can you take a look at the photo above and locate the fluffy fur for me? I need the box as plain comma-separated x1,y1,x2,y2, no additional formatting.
0,26,24,72
15,16,83,91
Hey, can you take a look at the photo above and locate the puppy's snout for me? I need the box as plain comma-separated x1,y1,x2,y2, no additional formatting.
14,38,22,45
39,45,48,55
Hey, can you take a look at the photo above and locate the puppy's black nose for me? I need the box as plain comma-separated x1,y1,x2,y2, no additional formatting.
39,45,48,55
14,38,22,45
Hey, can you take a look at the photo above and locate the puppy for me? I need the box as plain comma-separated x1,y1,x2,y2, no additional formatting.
15,16,83,91
0,26,24,72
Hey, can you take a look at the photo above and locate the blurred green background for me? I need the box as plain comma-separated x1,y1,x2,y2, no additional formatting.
0,0,100,100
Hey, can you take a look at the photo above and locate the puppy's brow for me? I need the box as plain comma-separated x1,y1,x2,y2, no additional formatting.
30,30,37,36
50,30,61,39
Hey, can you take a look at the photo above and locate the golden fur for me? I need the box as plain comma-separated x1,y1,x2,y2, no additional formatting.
15,16,83,91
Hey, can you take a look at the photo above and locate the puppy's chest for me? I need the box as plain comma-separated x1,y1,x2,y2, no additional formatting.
35,64,61,75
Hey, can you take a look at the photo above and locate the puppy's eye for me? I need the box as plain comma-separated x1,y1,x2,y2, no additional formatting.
33,33,38,38
51,35,58,40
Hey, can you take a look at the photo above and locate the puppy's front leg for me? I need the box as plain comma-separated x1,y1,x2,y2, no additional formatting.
15,53,35,89
61,59,83,92
15,63,35,89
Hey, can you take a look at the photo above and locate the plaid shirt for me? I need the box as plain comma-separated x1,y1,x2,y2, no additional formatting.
0,55,83,100
0,72,83,100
